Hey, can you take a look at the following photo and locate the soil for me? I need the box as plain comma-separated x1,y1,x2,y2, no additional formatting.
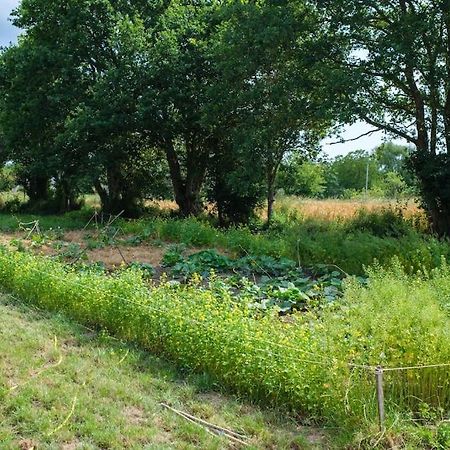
0,229,208,271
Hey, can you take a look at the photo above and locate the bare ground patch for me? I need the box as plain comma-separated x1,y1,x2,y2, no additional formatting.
0,229,212,270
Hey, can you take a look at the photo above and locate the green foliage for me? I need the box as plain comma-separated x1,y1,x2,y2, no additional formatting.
322,0,450,234
159,247,345,312
57,242,87,261
119,215,450,275
277,160,326,198
329,150,379,193
347,208,414,238
276,143,415,200
0,297,314,449
0,250,448,436
0,209,448,276
170,249,233,278
127,261,155,278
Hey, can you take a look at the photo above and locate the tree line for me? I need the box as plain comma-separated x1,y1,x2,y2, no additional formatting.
278,142,416,199
1,1,449,234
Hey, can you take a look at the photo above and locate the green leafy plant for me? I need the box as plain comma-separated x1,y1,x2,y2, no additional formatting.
0,249,447,439
127,261,155,278
161,243,187,267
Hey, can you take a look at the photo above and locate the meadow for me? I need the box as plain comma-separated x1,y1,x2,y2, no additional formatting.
4,0,450,447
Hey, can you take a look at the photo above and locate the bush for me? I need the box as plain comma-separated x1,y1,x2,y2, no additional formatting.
347,208,412,237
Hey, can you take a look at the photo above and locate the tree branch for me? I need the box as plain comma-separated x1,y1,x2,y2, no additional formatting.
327,128,381,145
360,114,417,144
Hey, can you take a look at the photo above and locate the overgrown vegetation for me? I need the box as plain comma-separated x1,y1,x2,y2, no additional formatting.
0,249,448,447
2,0,450,446
0,295,322,449
0,204,446,275
3,0,449,235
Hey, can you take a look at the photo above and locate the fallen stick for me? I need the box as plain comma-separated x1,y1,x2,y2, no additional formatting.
161,403,249,446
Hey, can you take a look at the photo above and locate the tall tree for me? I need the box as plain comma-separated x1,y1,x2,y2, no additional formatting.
212,0,342,224
0,0,167,214
321,0,450,234
0,0,122,210
139,0,223,217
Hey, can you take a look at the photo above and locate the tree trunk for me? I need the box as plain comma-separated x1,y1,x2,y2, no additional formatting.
267,184,275,226
94,179,108,211
266,163,279,226
410,150,450,236
164,140,205,217
428,203,450,236
55,176,78,213
27,175,49,203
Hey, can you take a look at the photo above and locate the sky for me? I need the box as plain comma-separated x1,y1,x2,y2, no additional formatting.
0,0,20,47
0,0,402,158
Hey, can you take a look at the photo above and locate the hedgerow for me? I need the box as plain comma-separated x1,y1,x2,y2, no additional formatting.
0,249,448,432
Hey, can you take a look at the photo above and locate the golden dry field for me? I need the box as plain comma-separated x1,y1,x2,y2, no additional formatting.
272,196,423,221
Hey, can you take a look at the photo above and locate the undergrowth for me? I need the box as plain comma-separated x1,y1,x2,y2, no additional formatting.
0,206,448,275
0,249,448,447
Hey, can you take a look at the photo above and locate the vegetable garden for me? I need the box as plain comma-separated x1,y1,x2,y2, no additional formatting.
0,207,449,448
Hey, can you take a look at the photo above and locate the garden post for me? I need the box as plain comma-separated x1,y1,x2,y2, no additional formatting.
375,365,385,432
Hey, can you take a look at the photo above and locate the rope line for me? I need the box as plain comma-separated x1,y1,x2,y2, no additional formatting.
382,363,450,372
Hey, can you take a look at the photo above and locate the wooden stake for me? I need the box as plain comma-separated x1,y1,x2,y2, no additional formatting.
375,366,385,432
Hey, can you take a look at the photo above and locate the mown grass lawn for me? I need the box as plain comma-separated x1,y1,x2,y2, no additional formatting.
0,294,327,449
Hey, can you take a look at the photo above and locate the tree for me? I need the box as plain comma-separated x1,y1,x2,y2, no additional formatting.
0,38,64,206
0,0,168,215
330,150,379,193
138,0,224,217
375,142,410,174
278,159,326,198
0,0,123,211
211,0,343,224
61,14,170,215
321,0,450,234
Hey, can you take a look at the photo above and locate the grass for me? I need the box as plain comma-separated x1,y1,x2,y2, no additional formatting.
66,194,425,222
0,294,324,449
119,214,450,275
273,196,422,221
0,249,449,447
0,204,448,275
0,209,93,231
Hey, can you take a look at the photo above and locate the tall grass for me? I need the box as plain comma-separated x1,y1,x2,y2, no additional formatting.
0,203,448,275
121,214,449,275
273,196,423,222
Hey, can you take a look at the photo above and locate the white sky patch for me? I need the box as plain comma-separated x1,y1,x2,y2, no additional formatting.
0,0,20,46
322,122,397,157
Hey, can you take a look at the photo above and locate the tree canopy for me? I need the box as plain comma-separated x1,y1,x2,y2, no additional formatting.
1,0,449,233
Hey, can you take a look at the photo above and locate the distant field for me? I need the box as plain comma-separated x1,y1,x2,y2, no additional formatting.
146,196,424,222
0,191,423,222
272,196,422,221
